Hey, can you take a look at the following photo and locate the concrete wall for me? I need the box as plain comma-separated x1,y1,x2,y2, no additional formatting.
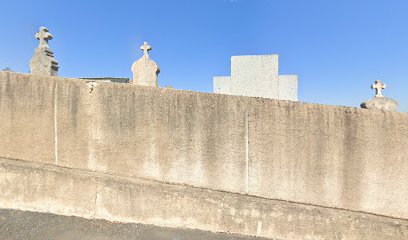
1,72,408,220
247,100,408,219
0,73,56,164
1,157,407,240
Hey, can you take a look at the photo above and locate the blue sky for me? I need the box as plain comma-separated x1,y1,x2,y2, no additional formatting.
0,0,407,111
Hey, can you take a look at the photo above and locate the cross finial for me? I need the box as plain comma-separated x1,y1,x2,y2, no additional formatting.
140,42,152,57
371,80,386,97
35,26,53,48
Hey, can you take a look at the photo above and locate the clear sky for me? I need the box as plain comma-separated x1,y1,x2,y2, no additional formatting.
0,0,407,111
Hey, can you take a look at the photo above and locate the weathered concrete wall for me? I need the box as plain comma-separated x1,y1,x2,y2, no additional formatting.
0,73,56,164
1,72,408,221
247,100,408,220
56,76,248,194
1,157,407,240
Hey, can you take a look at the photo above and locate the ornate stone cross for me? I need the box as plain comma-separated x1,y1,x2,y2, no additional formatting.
371,80,386,97
35,26,53,48
141,42,152,57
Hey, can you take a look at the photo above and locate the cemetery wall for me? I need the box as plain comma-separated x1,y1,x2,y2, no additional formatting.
2,157,407,240
1,72,408,220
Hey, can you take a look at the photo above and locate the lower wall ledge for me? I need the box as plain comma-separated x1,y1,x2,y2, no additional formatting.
1,157,407,240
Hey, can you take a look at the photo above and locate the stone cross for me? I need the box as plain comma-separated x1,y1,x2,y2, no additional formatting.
141,42,152,57
371,80,386,97
35,27,53,48
30,26,58,76
131,41,160,87
361,80,398,111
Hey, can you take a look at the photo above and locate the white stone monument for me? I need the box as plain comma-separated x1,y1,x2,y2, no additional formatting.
361,80,398,111
131,42,160,87
30,27,59,76
213,55,298,101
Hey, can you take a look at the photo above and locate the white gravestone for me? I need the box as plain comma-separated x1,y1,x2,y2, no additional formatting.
131,42,160,87
361,80,398,111
214,55,298,101
30,27,59,76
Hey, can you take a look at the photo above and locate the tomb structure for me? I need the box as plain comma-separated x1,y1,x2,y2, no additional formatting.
131,42,160,87
361,80,398,111
214,55,298,101
29,26,59,76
